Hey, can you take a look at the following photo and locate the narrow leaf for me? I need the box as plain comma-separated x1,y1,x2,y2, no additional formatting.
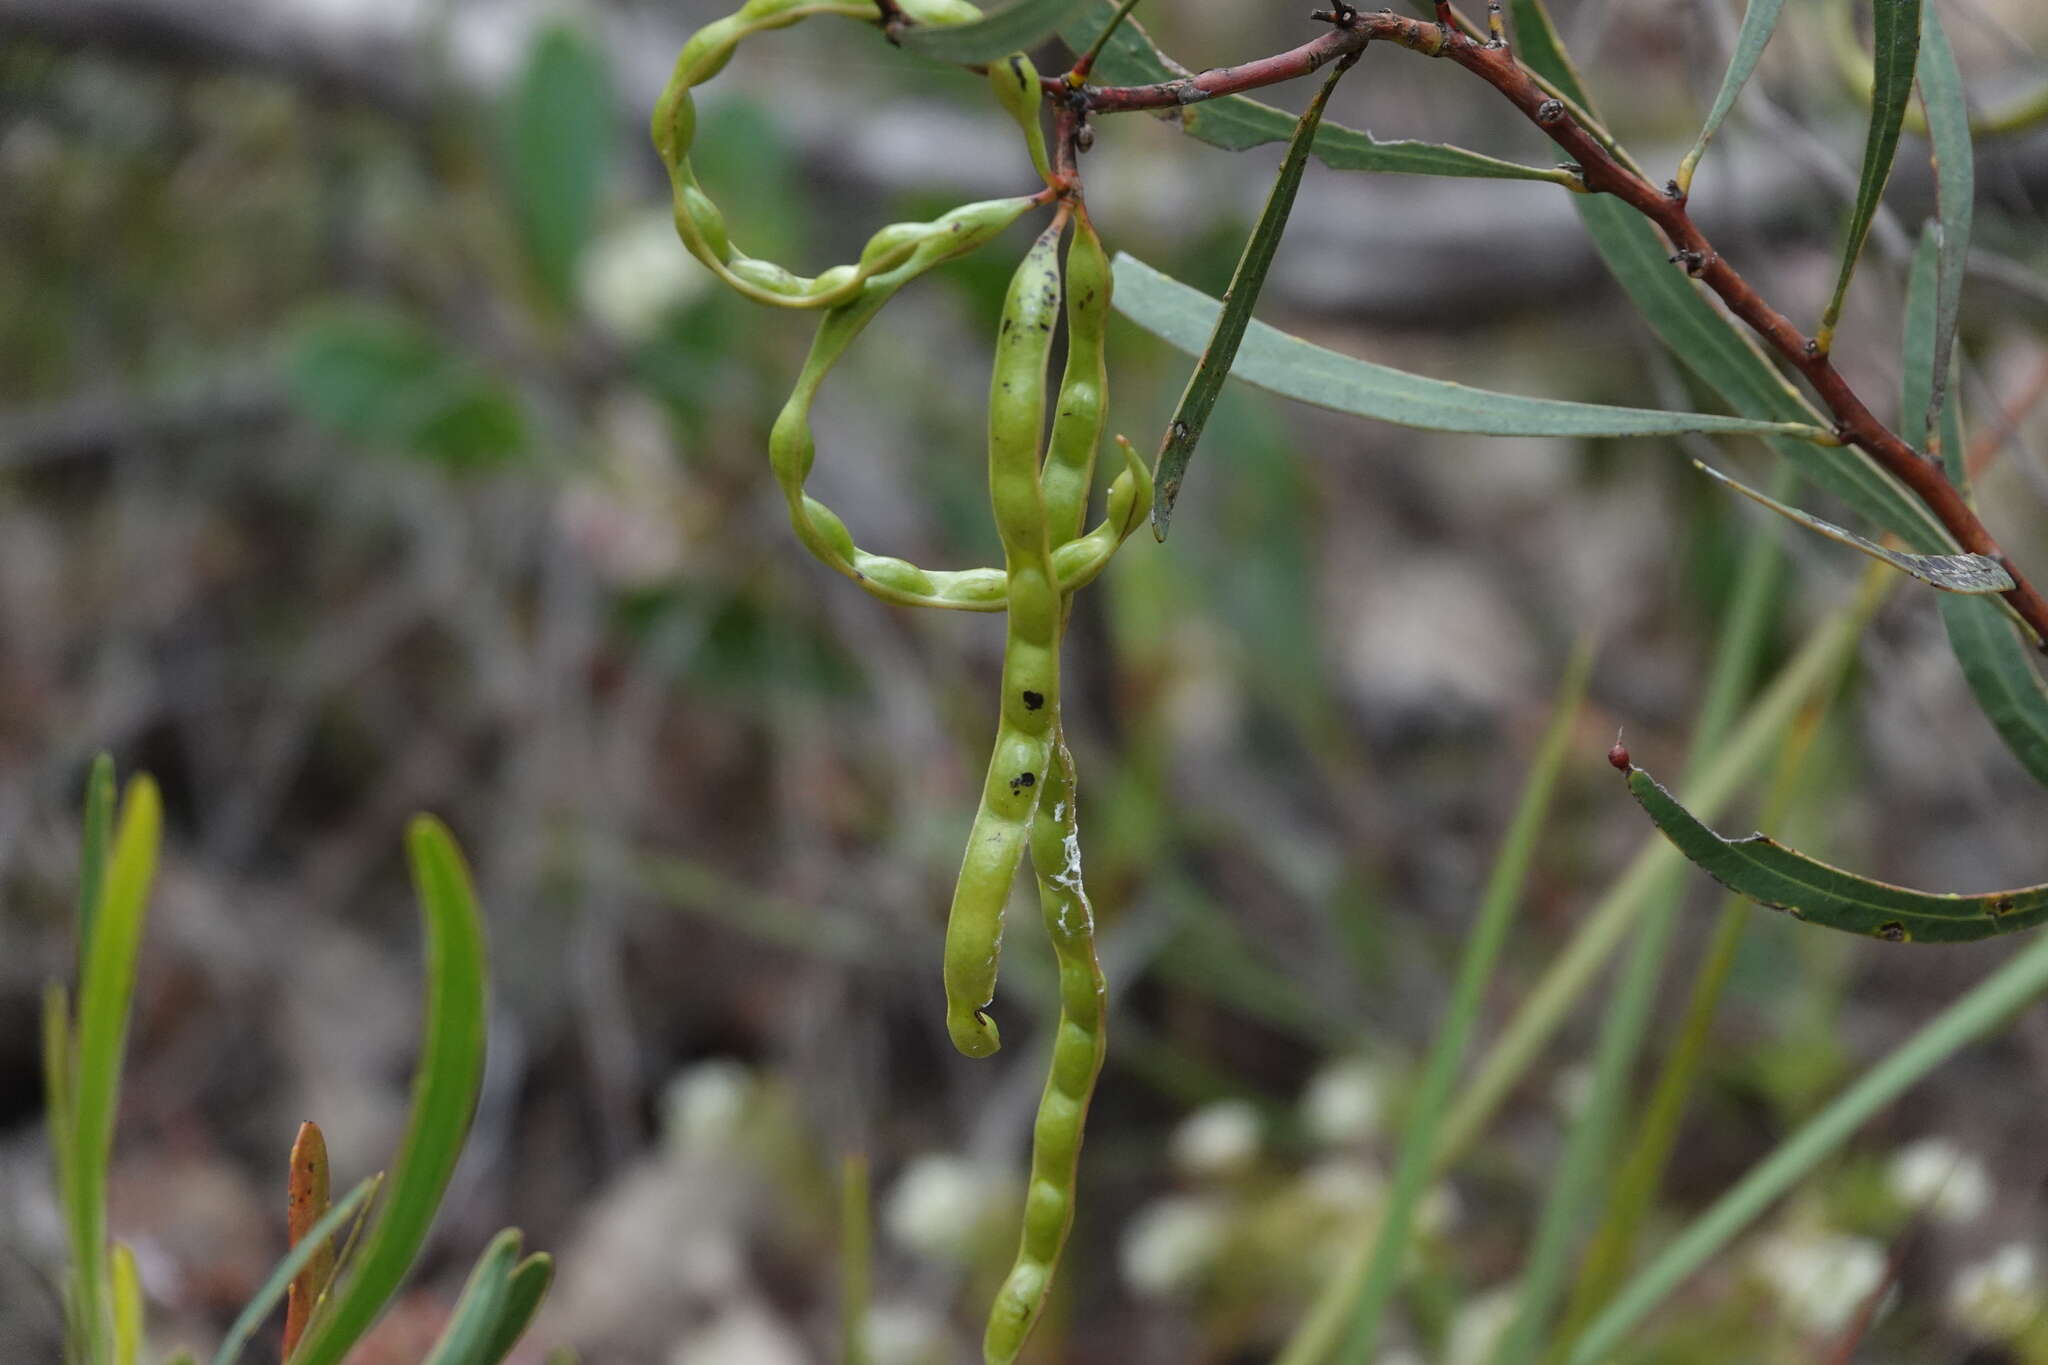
1571,911,2048,1363
1916,0,1972,456
283,1121,336,1359
212,1176,378,1365
842,1154,874,1365
1818,0,1922,348
286,818,490,1365
1621,760,2048,941
1150,54,1355,538
1939,594,2048,788
476,1252,554,1365
899,0,1093,65
1676,0,1788,195
503,24,614,307
111,1243,141,1365
1059,1,1578,184
418,1232,520,1365
1115,254,1836,441
1693,461,2010,592
68,776,162,1365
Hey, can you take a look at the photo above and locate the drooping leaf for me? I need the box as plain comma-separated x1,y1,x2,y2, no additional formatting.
1676,0,1788,194
1505,0,1950,551
286,818,490,1365
286,309,527,471
503,24,614,307
1915,0,1972,460
1150,55,1355,537
899,0,1093,65
1818,0,1922,348
1114,254,1837,441
213,1176,379,1365
1693,461,2010,593
1621,760,2048,941
1058,0,1578,184
1940,594,2048,788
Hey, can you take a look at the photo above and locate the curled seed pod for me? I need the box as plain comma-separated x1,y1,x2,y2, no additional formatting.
1047,437,1152,594
943,216,1069,1058
987,52,1054,186
894,0,985,23
652,0,1011,309
982,738,1106,1364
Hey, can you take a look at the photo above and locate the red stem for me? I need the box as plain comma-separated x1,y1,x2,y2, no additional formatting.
1068,11,2048,650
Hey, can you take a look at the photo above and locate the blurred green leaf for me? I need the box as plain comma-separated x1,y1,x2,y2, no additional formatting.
503,23,614,307
287,818,490,1365
1059,0,1578,183
1693,461,2010,593
213,1176,379,1365
1151,56,1352,538
286,309,526,470
1622,761,2048,941
1114,254,1837,441
1819,0,1921,346
110,1243,140,1365
1571,888,2048,1362
1939,594,2048,787
899,0,1093,65
1676,0,1787,194
418,1230,551,1365
66,776,162,1365
77,754,114,969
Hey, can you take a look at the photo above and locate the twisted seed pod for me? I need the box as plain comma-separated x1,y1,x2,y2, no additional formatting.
987,52,1054,187
943,215,1068,1058
1041,209,1113,543
652,0,983,309
768,202,1149,610
982,738,1106,1365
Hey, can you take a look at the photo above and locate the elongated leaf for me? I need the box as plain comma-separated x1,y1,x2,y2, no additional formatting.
1819,0,1922,347
287,818,490,1365
111,1243,141,1365
1571,906,2048,1363
1058,0,1576,183
504,24,614,308
213,1176,379,1365
477,1251,554,1365
1694,461,2009,592
1115,255,1836,441
899,0,1091,63
1150,57,1353,537
1940,594,2048,787
1916,0,1972,458
1676,0,1787,194
1622,760,2047,941
1306,641,1592,1364
419,1232,520,1365
68,776,162,1365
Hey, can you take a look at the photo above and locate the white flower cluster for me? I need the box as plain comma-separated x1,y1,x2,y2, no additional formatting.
1948,1243,2044,1343
1746,1228,1889,1336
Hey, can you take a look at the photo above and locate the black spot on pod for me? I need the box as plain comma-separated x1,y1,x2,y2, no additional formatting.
1021,690,1044,710
1876,921,1907,942
1009,771,1037,792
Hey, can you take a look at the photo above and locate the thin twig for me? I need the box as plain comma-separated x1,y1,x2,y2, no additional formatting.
1068,9,2048,651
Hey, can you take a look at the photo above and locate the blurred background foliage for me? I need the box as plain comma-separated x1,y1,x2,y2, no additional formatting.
3,0,2048,1360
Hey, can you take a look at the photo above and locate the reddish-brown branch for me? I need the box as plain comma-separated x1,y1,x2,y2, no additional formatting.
1069,10,2048,650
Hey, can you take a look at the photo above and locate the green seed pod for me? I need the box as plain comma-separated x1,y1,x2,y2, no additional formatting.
679,183,731,261
726,256,803,295
895,0,985,24
988,53,1053,186
858,221,932,273
943,216,1068,1058
805,264,860,299
855,555,936,596
801,497,858,563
